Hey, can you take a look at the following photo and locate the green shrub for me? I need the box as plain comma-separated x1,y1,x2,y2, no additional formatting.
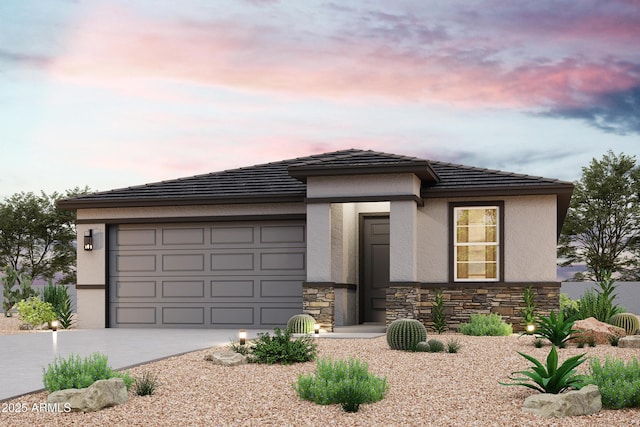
533,338,544,348
431,289,447,334
294,357,387,413
2,268,38,317
249,327,317,365
427,339,444,353
500,345,587,394
588,356,640,409
521,286,537,329
42,352,134,392
577,273,623,323
446,339,462,353
386,318,427,351
609,313,639,335
286,314,316,334
459,313,512,336
134,371,160,396
228,340,251,355
415,341,430,352
42,282,74,329
16,296,56,328
534,311,577,348
560,293,579,319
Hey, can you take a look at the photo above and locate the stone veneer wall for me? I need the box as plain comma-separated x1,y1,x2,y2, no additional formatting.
386,284,560,332
303,285,335,332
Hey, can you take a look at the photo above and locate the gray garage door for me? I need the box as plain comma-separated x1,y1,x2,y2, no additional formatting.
108,221,306,328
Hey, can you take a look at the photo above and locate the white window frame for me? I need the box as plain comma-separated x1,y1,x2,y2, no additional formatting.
453,205,500,282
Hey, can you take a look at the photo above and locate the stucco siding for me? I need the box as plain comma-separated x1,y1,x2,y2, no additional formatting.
307,174,420,198
416,200,449,282
76,202,305,221
76,288,106,328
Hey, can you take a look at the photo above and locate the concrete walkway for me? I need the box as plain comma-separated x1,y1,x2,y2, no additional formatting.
0,325,385,402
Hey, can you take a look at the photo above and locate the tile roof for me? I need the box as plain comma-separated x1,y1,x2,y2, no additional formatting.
58,148,573,209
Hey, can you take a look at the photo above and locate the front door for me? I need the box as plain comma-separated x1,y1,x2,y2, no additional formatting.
361,216,390,323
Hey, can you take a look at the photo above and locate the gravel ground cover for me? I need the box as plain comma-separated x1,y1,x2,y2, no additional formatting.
1,317,639,426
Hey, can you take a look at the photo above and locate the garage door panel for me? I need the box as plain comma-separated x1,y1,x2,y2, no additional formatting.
211,307,254,325
110,221,306,328
162,280,205,298
211,280,255,297
162,307,205,325
162,254,205,272
211,227,255,245
116,280,157,298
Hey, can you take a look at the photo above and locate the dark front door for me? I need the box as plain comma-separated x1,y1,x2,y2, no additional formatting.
361,216,390,323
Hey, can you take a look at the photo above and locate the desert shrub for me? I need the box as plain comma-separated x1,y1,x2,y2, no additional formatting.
588,356,640,409
386,318,427,351
521,286,537,329
134,371,160,396
431,289,447,334
446,339,462,353
249,327,317,365
294,357,387,412
16,296,56,328
426,339,444,353
535,311,578,348
577,273,623,323
2,267,38,317
42,352,134,392
286,314,316,334
609,335,620,347
459,313,512,336
560,293,580,319
42,282,74,329
533,338,544,348
228,340,251,355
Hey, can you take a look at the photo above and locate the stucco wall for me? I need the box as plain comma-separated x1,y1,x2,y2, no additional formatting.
417,195,558,283
307,174,420,198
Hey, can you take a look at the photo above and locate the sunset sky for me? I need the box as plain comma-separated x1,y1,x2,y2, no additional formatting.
1,0,639,198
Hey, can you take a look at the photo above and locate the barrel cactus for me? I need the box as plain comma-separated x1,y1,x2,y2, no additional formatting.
427,339,445,353
286,314,316,334
386,318,427,351
415,341,430,352
609,313,639,335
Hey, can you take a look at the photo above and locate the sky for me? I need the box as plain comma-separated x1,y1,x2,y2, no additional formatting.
1,0,639,199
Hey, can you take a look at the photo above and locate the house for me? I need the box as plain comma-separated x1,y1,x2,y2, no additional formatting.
58,149,573,331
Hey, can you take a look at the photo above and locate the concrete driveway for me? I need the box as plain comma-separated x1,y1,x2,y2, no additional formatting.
0,328,268,401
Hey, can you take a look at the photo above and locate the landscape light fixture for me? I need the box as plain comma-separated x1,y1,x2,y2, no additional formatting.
526,323,536,334
239,329,247,346
314,323,320,335
51,320,59,332
83,229,93,251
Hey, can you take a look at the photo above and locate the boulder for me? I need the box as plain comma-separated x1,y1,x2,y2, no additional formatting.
572,317,626,345
618,335,640,348
522,385,602,418
47,378,128,413
204,351,247,366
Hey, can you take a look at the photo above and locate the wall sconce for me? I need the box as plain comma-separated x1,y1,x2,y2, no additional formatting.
51,320,59,332
239,329,247,345
314,323,320,335
84,229,93,251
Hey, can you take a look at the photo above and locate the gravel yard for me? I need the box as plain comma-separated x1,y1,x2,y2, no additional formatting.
1,316,639,426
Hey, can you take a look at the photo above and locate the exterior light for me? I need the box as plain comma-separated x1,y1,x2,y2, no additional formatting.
239,329,247,346
314,323,320,335
526,323,536,334
51,320,59,332
83,229,93,251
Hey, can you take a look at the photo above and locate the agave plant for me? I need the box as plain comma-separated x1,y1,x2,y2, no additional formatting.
534,311,579,347
500,345,587,394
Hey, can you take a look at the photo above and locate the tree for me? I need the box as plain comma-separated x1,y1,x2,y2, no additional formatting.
558,151,640,281
0,187,89,286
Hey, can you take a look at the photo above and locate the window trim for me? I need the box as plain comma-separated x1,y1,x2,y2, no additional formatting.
449,201,505,282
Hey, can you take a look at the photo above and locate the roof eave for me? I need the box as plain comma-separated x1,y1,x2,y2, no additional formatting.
288,163,440,183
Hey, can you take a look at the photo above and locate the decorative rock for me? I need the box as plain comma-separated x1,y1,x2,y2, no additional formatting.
522,385,602,418
47,378,128,413
204,351,247,366
618,335,640,348
572,317,626,345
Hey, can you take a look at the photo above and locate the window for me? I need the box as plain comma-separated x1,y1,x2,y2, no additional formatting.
453,206,500,281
